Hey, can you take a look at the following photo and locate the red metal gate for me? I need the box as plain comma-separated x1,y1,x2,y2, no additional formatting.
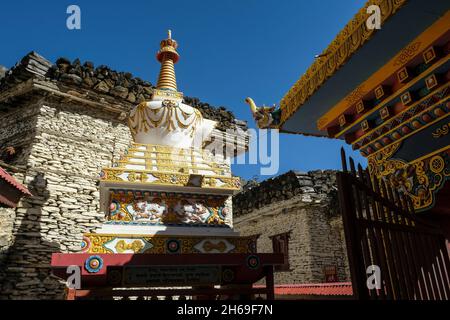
337,148,450,300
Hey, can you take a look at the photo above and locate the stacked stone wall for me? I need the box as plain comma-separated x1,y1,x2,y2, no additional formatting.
233,170,350,284
0,100,131,299
0,103,40,274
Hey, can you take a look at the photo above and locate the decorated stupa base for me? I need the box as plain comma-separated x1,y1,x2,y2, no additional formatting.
51,31,283,300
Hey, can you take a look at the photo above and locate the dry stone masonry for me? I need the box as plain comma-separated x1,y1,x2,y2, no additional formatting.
233,170,350,284
0,102,131,299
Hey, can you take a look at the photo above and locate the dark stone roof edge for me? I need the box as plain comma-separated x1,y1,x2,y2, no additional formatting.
233,169,340,217
0,51,247,131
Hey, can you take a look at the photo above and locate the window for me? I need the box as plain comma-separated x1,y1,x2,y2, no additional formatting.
0,145,20,164
270,232,291,272
323,265,338,283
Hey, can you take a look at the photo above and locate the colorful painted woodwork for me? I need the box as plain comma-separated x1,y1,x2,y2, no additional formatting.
248,1,450,213
80,233,258,254
106,190,230,226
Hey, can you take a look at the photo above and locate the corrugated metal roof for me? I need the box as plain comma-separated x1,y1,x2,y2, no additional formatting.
0,167,31,196
255,282,353,296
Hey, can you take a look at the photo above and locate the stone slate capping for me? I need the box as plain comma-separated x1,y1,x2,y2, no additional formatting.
233,170,339,217
0,52,248,132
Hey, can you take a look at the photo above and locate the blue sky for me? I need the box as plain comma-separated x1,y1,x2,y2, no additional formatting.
0,0,367,181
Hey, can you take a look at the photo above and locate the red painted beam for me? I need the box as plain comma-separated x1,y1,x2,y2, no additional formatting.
51,253,285,286
52,253,284,269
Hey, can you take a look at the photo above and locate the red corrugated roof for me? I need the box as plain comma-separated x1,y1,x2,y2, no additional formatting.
255,283,353,296
0,167,31,196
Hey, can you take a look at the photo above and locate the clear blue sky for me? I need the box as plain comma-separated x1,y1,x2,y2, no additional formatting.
0,0,367,181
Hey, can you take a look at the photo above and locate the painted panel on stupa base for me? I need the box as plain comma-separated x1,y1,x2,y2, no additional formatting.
107,190,231,227
81,233,258,255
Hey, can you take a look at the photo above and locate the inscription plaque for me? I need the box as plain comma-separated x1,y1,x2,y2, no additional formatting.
123,265,222,286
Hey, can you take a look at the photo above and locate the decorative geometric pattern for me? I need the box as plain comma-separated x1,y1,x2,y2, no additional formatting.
397,67,410,83
222,269,235,283
101,168,240,190
425,74,438,90
103,238,153,254
380,106,390,120
81,234,258,255
423,46,436,64
356,100,366,114
401,92,413,106
368,148,450,211
335,51,448,142
375,86,386,100
100,142,240,190
361,120,370,132
85,255,103,273
246,255,260,270
339,114,347,127
80,236,91,253
361,99,449,155
193,239,236,253
166,239,181,253
432,121,450,139
355,84,449,152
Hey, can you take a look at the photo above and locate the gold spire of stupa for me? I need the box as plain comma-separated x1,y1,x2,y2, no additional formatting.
156,30,179,91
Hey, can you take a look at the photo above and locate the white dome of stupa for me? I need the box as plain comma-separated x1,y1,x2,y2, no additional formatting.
128,30,216,149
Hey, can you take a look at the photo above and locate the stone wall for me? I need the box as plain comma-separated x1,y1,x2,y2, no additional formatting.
233,170,350,284
0,99,131,299
0,102,39,275
0,52,247,132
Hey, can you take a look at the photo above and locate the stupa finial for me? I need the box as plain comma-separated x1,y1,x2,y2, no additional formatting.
156,30,179,91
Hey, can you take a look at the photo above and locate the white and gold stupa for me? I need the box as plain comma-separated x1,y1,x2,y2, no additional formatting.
81,31,254,255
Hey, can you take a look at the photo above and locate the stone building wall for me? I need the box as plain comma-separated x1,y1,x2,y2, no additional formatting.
233,171,350,284
0,100,131,299
0,102,40,272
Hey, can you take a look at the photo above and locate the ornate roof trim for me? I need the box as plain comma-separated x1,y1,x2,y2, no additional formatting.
279,0,408,128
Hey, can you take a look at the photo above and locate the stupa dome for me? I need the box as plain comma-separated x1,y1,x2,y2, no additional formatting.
128,30,216,149
129,98,216,148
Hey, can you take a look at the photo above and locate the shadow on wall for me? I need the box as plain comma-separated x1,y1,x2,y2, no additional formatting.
308,173,350,283
0,172,64,300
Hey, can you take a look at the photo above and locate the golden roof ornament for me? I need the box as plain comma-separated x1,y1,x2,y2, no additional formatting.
155,29,180,93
